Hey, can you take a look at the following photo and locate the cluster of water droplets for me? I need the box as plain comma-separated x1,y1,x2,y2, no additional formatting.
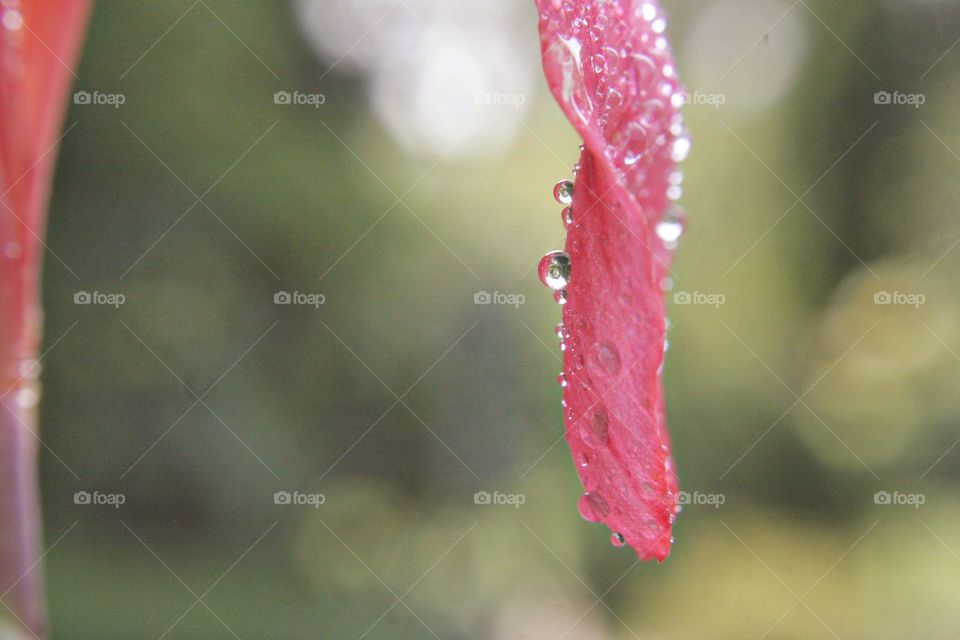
538,178,575,308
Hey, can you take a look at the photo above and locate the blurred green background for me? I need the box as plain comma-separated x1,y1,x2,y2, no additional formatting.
23,0,960,637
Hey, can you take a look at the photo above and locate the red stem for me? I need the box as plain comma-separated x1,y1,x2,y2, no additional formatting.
0,2,91,636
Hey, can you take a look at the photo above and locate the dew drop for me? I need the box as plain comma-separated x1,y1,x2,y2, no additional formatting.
538,251,571,291
555,323,565,338
656,208,685,246
579,408,609,448
671,136,691,163
556,372,567,388
561,206,574,229
593,341,622,375
591,54,607,74
611,532,626,547
15,387,38,409
554,179,575,205
578,491,609,522
554,289,568,305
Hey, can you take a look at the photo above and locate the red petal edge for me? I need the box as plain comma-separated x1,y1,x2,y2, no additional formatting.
535,0,685,560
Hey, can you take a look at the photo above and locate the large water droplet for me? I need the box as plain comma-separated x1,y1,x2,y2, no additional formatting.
593,341,622,375
578,491,610,522
539,251,571,291
554,180,575,205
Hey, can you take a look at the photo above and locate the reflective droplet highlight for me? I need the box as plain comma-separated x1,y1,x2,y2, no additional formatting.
611,532,626,547
553,180,575,205
656,208,684,247
539,251,571,291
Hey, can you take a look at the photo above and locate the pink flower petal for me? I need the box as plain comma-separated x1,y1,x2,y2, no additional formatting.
535,0,685,560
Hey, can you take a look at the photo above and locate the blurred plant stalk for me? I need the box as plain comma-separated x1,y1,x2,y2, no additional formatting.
0,1,90,636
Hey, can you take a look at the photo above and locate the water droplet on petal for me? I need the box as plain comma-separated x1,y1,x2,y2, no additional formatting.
554,179,575,205
561,206,574,229
578,491,610,522
15,387,38,409
671,136,691,163
593,341,622,375
539,251,571,290
611,532,626,547
554,289,568,305
556,372,567,388
656,208,685,247
579,408,610,448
